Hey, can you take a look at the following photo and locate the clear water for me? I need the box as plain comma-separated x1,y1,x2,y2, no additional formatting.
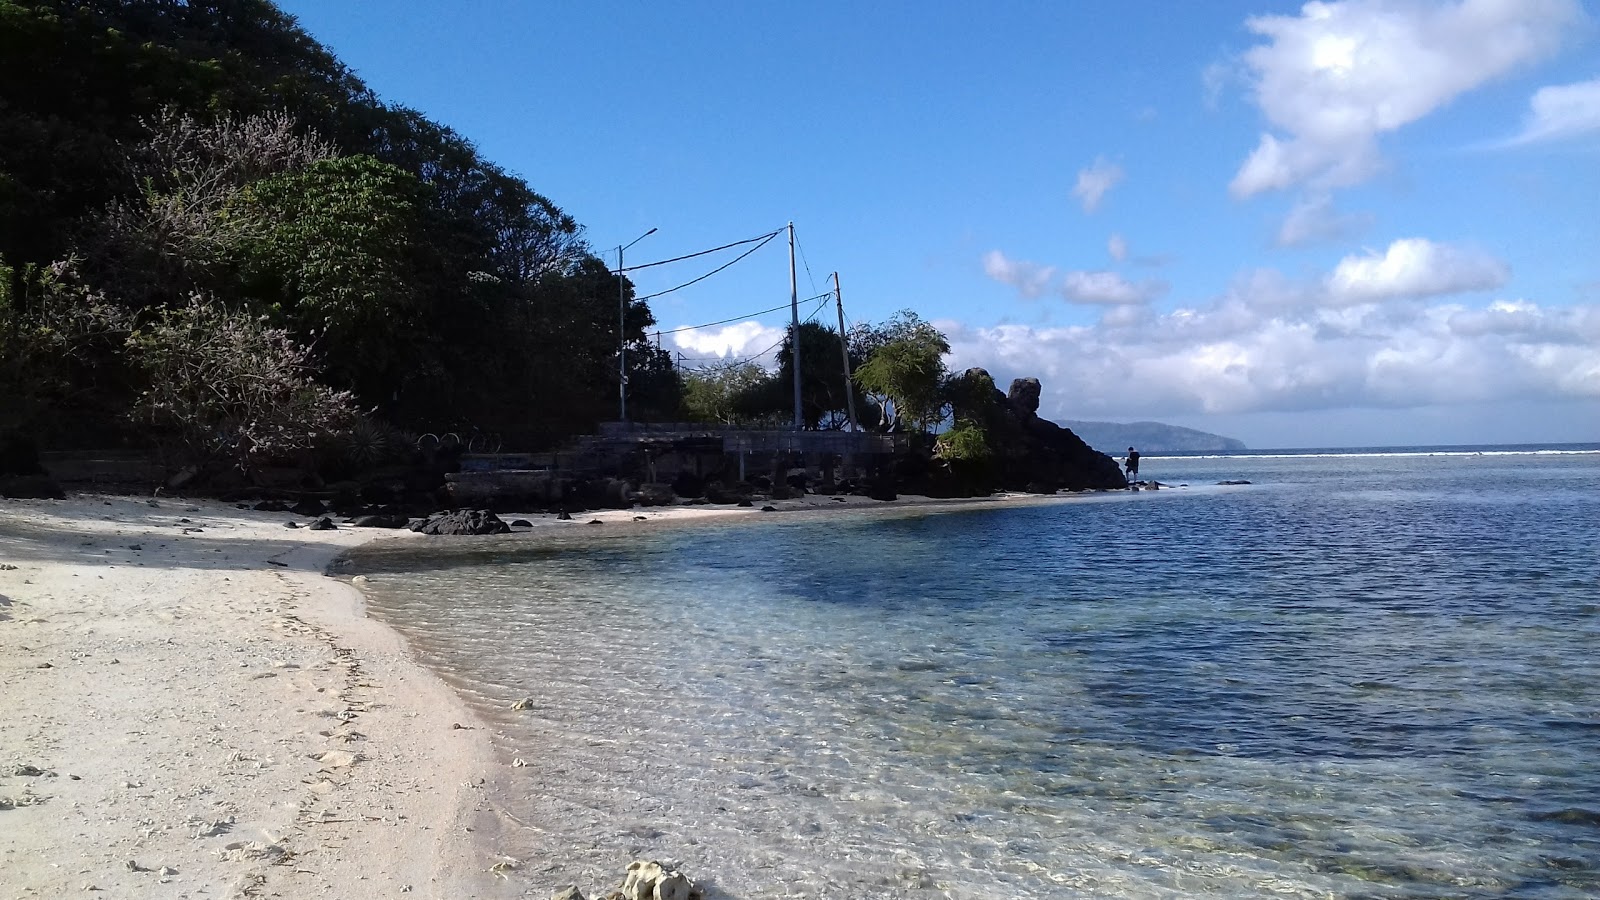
346,450,1600,898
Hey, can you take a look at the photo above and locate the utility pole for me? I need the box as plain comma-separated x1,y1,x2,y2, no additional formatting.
617,227,657,424
788,222,802,431
833,272,858,433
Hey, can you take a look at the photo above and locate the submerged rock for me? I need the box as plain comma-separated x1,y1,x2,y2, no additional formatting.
620,861,694,900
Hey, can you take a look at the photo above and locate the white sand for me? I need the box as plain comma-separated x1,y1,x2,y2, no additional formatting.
0,495,508,898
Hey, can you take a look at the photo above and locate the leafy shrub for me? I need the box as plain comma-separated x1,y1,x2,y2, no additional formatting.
125,295,356,473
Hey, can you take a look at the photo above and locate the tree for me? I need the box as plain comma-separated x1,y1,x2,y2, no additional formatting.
774,321,872,430
229,154,428,401
79,109,335,310
124,295,357,474
852,312,951,433
0,257,133,435
681,359,776,425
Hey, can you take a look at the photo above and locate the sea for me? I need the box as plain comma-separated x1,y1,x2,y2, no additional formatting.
343,444,1600,899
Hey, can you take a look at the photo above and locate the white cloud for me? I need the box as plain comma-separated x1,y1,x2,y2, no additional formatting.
1061,270,1168,306
1073,157,1125,213
944,287,1600,421
1326,238,1509,303
982,250,1056,298
1507,76,1600,145
670,321,786,366
1276,193,1373,246
1230,0,1582,197
1107,233,1129,261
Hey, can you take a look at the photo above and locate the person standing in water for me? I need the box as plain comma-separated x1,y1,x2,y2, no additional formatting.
1124,447,1140,486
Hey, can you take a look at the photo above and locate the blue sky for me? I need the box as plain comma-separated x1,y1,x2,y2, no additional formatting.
275,0,1599,448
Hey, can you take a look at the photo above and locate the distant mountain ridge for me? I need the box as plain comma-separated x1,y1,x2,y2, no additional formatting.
1060,420,1247,454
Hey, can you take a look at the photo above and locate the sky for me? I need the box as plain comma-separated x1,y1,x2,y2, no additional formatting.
274,0,1600,448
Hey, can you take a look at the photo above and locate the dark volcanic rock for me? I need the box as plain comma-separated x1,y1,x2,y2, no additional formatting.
510,519,532,527
671,471,705,499
307,516,337,531
253,499,289,512
704,481,753,505
352,514,409,528
410,509,511,536
1007,377,1041,415
940,369,1127,493
290,498,327,518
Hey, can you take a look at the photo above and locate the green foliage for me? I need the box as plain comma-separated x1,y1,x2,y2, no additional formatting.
125,295,357,472
682,359,778,425
853,311,952,433
231,154,426,395
0,0,687,454
0,257,134,433
774,321,871,430
934,421,991,462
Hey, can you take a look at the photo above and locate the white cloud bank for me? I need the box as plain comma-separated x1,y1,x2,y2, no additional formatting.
1061,270,1169,306
1325,238,1509,303
1231,0,1582,197
983,250,1166,306
953,239,1596,421
1507,76,1600,145
1072,157,1124,213
670,321,786,365
982,250,1055,298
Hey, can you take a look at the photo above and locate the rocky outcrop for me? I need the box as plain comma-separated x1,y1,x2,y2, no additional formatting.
409,509,511,535
943,369,1127,493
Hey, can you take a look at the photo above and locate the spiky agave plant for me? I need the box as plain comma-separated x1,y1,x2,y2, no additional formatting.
340,415,392,470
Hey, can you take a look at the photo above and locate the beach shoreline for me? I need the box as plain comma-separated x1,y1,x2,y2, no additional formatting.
0,493,512,898
0,485,1158,898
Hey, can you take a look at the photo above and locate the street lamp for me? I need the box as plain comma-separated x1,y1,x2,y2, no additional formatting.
616,227,657,424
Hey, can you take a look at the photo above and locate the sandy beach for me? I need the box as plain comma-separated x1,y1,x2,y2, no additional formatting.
0,487,1125,899
0,494,512,898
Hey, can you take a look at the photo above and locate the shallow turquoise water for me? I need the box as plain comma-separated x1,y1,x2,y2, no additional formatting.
350,451,1600,898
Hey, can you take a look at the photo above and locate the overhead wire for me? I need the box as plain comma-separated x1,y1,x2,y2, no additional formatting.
653,291,833,337
635,231,782,302
676,294,833,370
618,228,783,273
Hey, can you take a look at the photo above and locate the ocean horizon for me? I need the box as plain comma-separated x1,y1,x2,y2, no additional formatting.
347,447,1599,898
1143,441,1600,460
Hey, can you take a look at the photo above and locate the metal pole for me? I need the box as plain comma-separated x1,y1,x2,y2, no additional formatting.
833,272,858,433
618,243,627,424
789,222,802,430
616,227,657,424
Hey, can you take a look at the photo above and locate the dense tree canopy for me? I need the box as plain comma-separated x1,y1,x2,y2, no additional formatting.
0,0,673,464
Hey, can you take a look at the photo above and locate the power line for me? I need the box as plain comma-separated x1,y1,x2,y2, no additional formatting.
677,294,832,370
635,231,782,302
654,290,833,337
619,228,783,273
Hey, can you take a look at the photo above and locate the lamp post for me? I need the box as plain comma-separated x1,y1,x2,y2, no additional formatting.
617,227,657,424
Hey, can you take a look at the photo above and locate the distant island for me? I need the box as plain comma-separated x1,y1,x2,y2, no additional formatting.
1062,420,1247,454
